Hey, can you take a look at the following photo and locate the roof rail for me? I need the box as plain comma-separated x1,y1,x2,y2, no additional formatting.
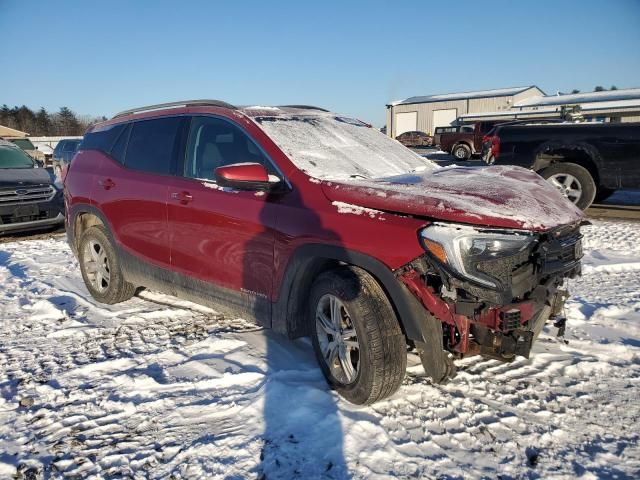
277,105,330,112
112,99,237,119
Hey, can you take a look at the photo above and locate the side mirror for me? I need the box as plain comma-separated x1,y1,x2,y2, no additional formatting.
215,162,281,191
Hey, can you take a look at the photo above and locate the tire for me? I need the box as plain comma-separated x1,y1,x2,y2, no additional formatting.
309,267,407,405
78,225,136,304
594,187,616,203
415,316,456,384
452,143,471,160
540,162,597,210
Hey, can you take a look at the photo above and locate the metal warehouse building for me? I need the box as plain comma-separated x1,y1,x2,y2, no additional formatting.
458,87,640,125
385,85,544,137
510,87,640,123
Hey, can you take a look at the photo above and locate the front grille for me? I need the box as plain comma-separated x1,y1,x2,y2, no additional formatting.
539,230,583,275
0,209,55,225
0,185,56,206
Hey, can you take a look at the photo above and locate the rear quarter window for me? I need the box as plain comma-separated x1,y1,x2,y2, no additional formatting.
81,124,126,154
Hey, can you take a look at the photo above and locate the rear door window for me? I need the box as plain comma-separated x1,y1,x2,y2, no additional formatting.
125,117,183,175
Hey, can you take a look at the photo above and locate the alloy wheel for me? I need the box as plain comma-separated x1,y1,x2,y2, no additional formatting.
548,173,583,204
83,239,111,293
454,148,467,159
315,294,360,384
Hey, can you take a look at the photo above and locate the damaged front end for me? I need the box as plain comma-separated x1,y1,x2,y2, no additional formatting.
398,222,583,365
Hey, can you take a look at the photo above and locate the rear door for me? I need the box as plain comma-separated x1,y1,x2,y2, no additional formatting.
167,115,277,322
92,116,185,269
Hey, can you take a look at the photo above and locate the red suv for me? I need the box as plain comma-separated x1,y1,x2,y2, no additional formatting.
64,100,585,404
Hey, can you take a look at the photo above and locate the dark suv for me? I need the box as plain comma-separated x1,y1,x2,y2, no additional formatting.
0,139,64,235
65,100,585,404
53,139,82,170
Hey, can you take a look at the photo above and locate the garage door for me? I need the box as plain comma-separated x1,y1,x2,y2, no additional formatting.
395,111,417,137
432,109,458,132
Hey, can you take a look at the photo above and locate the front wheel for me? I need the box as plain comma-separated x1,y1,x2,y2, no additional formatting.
540,162,596,210
309,267,407,405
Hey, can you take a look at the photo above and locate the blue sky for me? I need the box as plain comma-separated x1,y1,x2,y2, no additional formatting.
1,0,639,126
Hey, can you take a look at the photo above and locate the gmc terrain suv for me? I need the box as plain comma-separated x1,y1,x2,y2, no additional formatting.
65,100,585,404
1,139,64,235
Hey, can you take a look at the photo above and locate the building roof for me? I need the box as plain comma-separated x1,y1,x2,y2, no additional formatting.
0,125,29,138
514,88,640,108
458,98,640,124
390,86,541,106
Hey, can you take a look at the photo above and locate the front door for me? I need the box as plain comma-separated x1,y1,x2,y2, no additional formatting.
167,115,278,323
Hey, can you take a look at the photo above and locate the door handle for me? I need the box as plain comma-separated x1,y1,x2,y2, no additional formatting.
171,191,193,204
98,178,115,190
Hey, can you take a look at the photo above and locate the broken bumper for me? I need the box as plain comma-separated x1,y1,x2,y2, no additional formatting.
398,225,582,361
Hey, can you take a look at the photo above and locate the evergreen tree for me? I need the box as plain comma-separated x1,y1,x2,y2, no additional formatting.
0,104,10,126
594,86,605,92
57,106,81,135
1,104,102,136
34,107,52,136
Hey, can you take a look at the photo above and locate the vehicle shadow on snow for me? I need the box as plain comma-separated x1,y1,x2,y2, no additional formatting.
0,250,28,278
246,184,351,479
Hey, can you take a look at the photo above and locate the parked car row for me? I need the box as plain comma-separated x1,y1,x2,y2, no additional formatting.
63,100,585,404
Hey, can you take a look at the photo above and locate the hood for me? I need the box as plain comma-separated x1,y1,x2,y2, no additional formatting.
321,165,584,231
0,167,54,189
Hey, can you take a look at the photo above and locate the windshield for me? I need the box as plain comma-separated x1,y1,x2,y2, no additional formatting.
255,114,436,180
11,138,36,150
0,146,35,169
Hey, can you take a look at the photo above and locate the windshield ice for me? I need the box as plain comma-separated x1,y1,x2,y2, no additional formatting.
254,114,436,180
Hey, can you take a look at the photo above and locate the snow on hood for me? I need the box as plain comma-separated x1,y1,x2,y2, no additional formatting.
321,165,584,231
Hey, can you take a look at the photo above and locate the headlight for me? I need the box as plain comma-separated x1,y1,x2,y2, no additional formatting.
420,223,536,288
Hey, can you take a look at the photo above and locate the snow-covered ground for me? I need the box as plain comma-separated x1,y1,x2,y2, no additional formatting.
1,221,639,479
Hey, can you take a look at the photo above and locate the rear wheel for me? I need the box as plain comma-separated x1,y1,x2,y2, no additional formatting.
452,143,472,160
309,267,407,405
79,225,136,304
540,162,596,210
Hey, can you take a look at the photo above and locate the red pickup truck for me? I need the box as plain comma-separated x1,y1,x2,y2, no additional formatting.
439,121,501,160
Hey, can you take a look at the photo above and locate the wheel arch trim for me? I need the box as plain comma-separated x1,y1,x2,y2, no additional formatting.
67,204,114,256
273,243,433,344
